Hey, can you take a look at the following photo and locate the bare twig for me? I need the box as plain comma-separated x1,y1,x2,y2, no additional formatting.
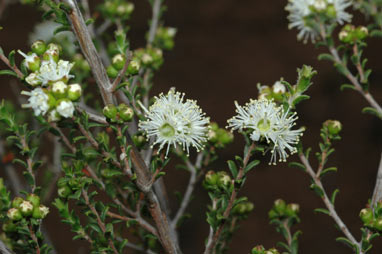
0,238,14,254
28,224,41,254
299,153,363,252
147,0,162,45
76,105,107,124
62,0,113,105
107,211,158,237
204,143,255,254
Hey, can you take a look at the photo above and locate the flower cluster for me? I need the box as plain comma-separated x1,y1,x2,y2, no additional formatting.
359,202,382,232
285,0,352,42
227,99,303,164
154,26,177,50
139,89,210,156
257,81,287,102
19,41,82,121
6,194,49,223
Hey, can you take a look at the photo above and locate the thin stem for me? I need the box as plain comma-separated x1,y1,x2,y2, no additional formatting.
299,153,362,252
28,224,41,254
147,0,162,46
18,133,36,193
107,211,158,237
111,50,132,93
76,105,107,124
371,152,382,207
204,143,255,254
82,190,119,254
352,44,366,83
319,25,382,117
282,220,292,247
0,53,24,79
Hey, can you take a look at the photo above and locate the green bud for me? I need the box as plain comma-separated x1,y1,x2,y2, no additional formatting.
116,2,134,18
204,170,218,186
268,209,278,220
285,203,300,217
103,104,118,120
31,40,47,55
217,129,234,145
208,129,218,143
374,218,382,231
58,185,72,198
324,120,342,135
12,197,24,209
47,93,57,109
25,72,42,87
47,43,62,54
112,54,126,70
251,245,266,254
233,203,247,215
326,5,336,19
127,59,140,75
107,65,119,78
27,194,40,208
43,49,59,62
273,199,287,214
7,208,22,221
360,208,374,225
19,200,33,216
355,26,368,41
39,205,49,218
118,103,134,122
67,84,82,101
32,206,43,219
217,171,231,187
52,81,68,99
133,133,146,149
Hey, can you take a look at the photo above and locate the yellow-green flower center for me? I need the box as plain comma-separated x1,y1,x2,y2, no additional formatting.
257,118,271,132
160,123,175,137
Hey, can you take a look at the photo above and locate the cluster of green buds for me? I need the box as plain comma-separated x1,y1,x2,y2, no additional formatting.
103,103,134,123
100,0,134,20
339,24,368,44
232,198,254,216
308,0,337,19
6,195,49,223
19,41,81,121
134,47,163,70
251,245,279,254
208,122,233,148
257,81,287,103
57,176,85,199
359,201,382,231
107,53,141,78
133,132,147,149
154,26,177,50
203,171,232,191
268,199,300,220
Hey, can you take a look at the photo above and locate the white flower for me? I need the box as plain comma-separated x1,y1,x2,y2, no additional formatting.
37,58,74,86
52,81,68,94
21,88,50,116
18,50,39,67
139,89,210,156
56,100,75,118
25,72,42,86
286,0,352,42
227,99,303,164
48,109,60,122
141,53,153,64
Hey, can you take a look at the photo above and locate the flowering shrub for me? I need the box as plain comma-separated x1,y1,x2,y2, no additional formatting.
0,0,381,254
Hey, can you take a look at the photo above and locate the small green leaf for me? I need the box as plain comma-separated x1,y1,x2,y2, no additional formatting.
85,18,94,26
288,162,306,171
340,84,356,91
310,183,324,197
370,30,382,38
54,25,72,35
244,160,260,174
23,171,35,187
362,107,382,119
331,189,339,205
227,160,238,178
336,237,356,249
314,208,330,215
8,50,15,66
318,53,334,62
0,70,17,77
320,167,337,178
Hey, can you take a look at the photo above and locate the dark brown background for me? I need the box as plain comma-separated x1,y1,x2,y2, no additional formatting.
1,0,382,253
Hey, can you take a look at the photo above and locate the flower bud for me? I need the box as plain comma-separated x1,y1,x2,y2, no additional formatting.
7,208,22,221
25,72,42,87
27,194,40,208
324,120,342,135
218,129,234,145
273,199,286,214
133,133,146,149
112,54,126,71
268,248,280,254
103,104,118,120
48,109,61,122
217,171,231,187
18,50,40,72
326,5,337,19
46,43,62,54
374,218,382,231
107,65,119,78
127,59,140,75
68,84,82,101
52,81,68,99
118,103,134,122
116,2,134,18
39,205,49,218
204,170,218,186
355,26,368,41
285,203,300,217
12,197,24,209
19,200,33,216
31,40,47,55
251,245,266,254
58,185,72,198
56,99,75,118
43,49,59,63
272,81,285,101
359,208,374,225
208,129,218,143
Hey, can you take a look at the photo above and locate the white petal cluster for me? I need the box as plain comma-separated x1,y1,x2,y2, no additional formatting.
56,100,75,118
286,0,352,42
21,88,50,116
139,89,210,156
227,99,303,164
37,58,74,86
